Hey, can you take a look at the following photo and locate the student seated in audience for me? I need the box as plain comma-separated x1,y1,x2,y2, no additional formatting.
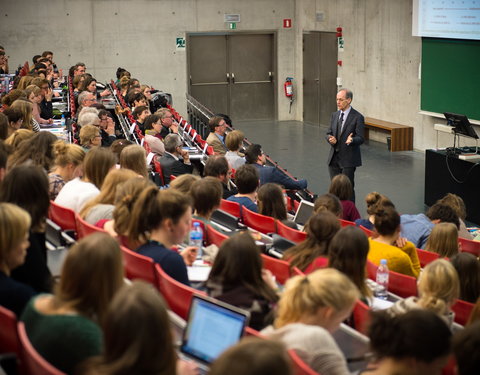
355,191,394,230
437,193,472,239
156,108,178,139
21,233,124,374
78,75,111,99
190,176,223,229
225,129,246,169
261,268,358,375
450,252,480,303
209,337,292,375
7,131,57,172
0,203,36,316
313,193,343,218
77,91,97,114
119,144,148,178
80,124,102,151
368,206,421,278
328,173,361,222
169,173,200,195
400,203,459,249
328,226,372,303
128,92,148,108
79,169,138,225
143,113,165,156
48,141,85,200
245,143,307,190
0,165,52,293
388,259,459,328
10,99,40,132
72,74,86,99
55,147,116,212
80,281,197,375
131,105,150,135
128,187,197,285
110,139,133,163
25,84,52,126
453,322,480,375
284,212,340,273
31,77,54,121
159,134,193,184
206,115,228,155
257,183,296,229
204,155,238,199
3,107,24,138
424,222,459,258
78,109,116,147
227,164,259,213
206,232,278,330
366,310,451,375
4,129,35,150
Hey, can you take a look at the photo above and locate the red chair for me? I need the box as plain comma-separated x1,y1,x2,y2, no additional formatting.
459,237,480,257
339,219,355,227
276,220,307,243
0,306,20,362
288,349,319,375
75,214,107,239
359,225,374,237
48,201,77,232
242,207,276,234
18,322,66,375
154,264,206,320
416,248,440,268
451,299,475,326
120,246,157,285
352,300,371,336
220,199,242,218
261,254,304,285
206,225,229,247
244,326,265,338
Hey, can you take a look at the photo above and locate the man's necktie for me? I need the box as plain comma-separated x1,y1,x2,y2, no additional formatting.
337,112,344,138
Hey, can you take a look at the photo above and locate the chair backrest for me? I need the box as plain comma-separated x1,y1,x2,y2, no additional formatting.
206,224,229,247
120,246,157,285
288,349,319,375
0,306,20,358
17,322,66,375
219,199,242,218
339,219,355,227
458,237,480,257
359,225,374,237
451,299,475,326
154,264,206,320
276,220,307,243
352,300,371,336
261,254,303,285
48,201,77,232
388,269,418,298
242,207,276,234
75,214,107,239
416,248,440,268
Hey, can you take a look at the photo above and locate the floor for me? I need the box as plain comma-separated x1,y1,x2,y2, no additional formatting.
235,120,427,218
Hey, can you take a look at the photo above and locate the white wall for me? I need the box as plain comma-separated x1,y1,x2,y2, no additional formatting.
1,0,462,150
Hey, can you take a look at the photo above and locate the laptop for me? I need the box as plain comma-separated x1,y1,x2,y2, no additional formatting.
293,199,315,228
179,295,250,371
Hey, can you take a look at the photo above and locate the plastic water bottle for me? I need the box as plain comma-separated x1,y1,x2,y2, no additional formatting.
189,222,203,259
375,259,389,299
60,114,65,127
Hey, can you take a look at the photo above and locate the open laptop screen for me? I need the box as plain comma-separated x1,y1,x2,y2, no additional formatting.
180,295,250,365
293,200,314,226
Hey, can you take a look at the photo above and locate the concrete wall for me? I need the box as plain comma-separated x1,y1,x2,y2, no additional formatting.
1,0,466,150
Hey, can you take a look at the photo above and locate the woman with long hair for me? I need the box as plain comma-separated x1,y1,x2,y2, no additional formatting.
7,131,57,171
257,183,295,227
206,232,279,330
21,233,124,374
450,252,480,303
328,174,361,222
119,144,148,178
283,211,340,273
313,193,343,218
424,222,459,258
261,268,359,375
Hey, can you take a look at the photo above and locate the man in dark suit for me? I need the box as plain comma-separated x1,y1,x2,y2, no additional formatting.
245,144,307,190
326,88,364,202
159,134,193,184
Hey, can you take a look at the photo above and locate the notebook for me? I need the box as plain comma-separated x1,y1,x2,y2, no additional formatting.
293,199,315,227
180,295,250,369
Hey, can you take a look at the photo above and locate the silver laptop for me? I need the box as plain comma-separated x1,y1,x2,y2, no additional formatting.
293,199,315,228
179,295,250,371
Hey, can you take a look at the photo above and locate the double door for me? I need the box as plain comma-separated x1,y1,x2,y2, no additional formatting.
188,33,275,121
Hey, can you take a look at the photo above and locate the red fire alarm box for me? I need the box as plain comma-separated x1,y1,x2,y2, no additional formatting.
283,19,292,28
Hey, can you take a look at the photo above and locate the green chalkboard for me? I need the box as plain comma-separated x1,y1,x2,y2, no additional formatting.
421,38,480,121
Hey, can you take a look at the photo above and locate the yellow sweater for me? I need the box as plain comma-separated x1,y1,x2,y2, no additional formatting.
368,239,421,278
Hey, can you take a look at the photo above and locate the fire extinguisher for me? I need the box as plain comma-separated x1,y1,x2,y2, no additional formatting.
284,77,294,113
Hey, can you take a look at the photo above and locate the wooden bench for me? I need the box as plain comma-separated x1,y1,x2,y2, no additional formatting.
364,117,413,152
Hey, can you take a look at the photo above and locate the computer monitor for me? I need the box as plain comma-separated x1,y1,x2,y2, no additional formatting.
444,112,479,140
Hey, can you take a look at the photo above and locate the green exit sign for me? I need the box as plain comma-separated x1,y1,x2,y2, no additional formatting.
229,22,236,29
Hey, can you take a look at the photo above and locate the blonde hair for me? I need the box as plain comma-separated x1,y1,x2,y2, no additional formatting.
418,259,460,315
437,193,467,221
275,268,359,328
16,75,35,90
52,140,85,168
4,129,35,149
424,223,459,258
169,174,200,195
79,169,139,219
0,203,31,270
225,130,245,151
119,145,148,178
10,100,33,131
79,124,100,147
24,85,42,100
